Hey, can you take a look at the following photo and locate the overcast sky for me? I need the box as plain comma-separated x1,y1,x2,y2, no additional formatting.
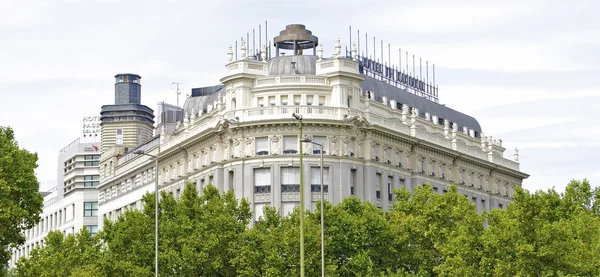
1,0,598,193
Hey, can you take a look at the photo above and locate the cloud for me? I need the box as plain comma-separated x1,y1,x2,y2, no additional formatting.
1,0,598,194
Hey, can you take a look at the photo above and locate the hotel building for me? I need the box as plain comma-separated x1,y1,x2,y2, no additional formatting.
96,24,528,227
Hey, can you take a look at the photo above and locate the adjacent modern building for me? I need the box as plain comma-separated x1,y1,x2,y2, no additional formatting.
9,138,100,267
97,24,528,227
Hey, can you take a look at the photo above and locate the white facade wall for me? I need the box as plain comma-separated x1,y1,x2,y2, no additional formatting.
9,139,100,268
97,50,528,231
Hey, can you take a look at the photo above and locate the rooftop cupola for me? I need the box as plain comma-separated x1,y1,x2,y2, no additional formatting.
273,24,319,56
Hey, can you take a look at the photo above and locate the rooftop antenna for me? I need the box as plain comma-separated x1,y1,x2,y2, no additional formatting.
349,25,352,56
265,20,269,59
373,36,376,63
380,40,383,67
426,60,429,91
357,29,360,58
173,82,182,106
258,24,261,60
365,32,368,60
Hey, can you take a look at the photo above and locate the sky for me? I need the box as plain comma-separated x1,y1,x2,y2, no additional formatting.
1,0,598,193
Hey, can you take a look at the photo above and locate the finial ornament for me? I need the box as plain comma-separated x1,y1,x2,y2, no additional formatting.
260,43,267,62
227,44,233,62
240,39,247,58
317,42,323,60
351,41,357,60
514,147,519,162
333,37,341,57
160,125,166,141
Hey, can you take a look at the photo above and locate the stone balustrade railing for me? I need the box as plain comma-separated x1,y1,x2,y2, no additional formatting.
254,75,330,88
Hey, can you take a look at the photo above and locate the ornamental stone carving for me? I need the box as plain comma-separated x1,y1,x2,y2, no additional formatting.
356,138,364,159
233,138,242,158
269,135,282,155
244,137,255,157
302,135,313,155
329,136,339,156
202,149,209,166
210,144,217,163
342,136,351,156
223,141,229,161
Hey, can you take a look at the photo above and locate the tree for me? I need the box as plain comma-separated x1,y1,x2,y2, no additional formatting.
101,183,252,276
13,228,105,277
388,184,484,276
480,179,600,276
0,127,43,267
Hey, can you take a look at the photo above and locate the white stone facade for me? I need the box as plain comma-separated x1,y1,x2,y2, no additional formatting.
97,37,527,229
9,139,100,267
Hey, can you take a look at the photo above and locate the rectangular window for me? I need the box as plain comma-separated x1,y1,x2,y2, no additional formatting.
84,161,99,166
347,96,351,107
283,136,298,154
83,181,100,187
374,144,380,161
281,167,300,192
350,169,356,195
256,137,269,156
84,155,100,160
228,170,234,192
420,160,425,174
254,168,271,194
376,174,381,199
116,128,123,145
388,177,393,201
312,136,327,154
85,225,98,235
83,202,98,217
84,175,100,180
310,167,330,192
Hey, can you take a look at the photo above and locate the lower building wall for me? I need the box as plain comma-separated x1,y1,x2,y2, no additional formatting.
99,155,513,229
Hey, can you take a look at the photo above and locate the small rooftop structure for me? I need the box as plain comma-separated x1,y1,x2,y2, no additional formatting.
273,24,319,56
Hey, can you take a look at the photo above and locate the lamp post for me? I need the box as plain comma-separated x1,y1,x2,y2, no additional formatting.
292,113,305,277
300,137,325,277
134,149,159,277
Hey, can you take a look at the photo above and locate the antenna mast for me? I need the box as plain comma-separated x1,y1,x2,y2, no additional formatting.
173,82,182,106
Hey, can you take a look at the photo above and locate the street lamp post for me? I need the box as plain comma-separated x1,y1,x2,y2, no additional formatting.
292,113,305,277
299,136,325,277
134,149,159,277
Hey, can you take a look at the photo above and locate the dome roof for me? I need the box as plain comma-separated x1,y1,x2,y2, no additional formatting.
268,55,318,75
182,85,223,117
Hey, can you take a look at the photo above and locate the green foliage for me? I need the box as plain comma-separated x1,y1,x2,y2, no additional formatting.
14,228,105,277
480,179,600,276
12,180,600,277
0,127,44,267
388,184,484,276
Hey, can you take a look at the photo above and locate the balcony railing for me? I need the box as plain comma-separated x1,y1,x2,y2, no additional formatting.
254,76,329,88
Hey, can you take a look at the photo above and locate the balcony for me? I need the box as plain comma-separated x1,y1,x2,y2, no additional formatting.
254,76,329,89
